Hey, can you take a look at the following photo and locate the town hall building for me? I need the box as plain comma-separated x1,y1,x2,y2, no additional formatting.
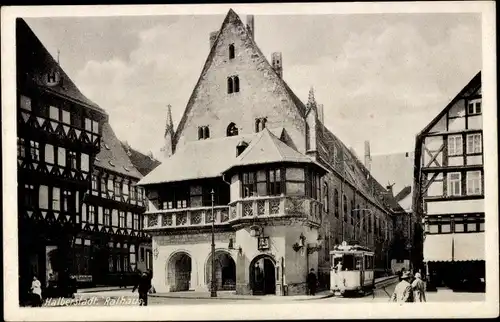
138,10,403,295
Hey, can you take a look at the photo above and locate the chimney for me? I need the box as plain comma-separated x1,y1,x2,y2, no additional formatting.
246,15,254,39
364,140,371,172
271,52,283,78
317,104,324,123
209,31,218,49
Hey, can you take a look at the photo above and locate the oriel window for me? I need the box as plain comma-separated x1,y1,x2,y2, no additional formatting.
268,168,282,196
242,172,256,198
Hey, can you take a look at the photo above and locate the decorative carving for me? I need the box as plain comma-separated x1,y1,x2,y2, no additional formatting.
269,199,280,215
162,214,173,226
191,211,202,225
147,214,158,227
230,206,237,219
286,198,304,214
257,200,265,216
176,213,187,226
205,211,214,224
243,201,253,217
221,209,229,222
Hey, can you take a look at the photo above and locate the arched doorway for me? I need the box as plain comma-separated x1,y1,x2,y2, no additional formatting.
250,255,276,295
167,252,192,292
205,250,236,291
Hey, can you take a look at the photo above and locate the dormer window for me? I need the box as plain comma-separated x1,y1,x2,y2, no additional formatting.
255,117,267,132
468,98,482,115
227,123,238,137
198,126,210,140
229,44,235,59
227,76,240,94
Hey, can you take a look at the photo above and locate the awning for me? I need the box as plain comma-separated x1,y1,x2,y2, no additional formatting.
453,232,485,261
424,234,453,262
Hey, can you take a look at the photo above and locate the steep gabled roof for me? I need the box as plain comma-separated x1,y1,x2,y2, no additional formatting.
138,133,259,185
121,142,162,177
17,19,105,114
96,123,143,179
417,71,481,138
225,128,327,173
172,9,306,148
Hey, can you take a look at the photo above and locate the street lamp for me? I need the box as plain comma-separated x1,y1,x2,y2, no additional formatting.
210,189,217,298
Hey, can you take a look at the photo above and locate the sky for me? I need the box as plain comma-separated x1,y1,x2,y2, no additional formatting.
25,11,482,159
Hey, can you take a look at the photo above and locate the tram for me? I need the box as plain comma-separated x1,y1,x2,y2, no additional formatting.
330,242,375,296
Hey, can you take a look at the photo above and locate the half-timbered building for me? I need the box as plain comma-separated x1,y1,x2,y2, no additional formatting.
137,10,399,296
16,19,105,302
413,71,484,291
74,124,151,287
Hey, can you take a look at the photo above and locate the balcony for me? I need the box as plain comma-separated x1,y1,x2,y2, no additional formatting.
18,109,100,153
143,196,322,230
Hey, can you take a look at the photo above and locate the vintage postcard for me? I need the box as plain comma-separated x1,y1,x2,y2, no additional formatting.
1,2,498,321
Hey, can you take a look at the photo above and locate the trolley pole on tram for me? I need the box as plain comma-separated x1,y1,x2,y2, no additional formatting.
210,189,217,298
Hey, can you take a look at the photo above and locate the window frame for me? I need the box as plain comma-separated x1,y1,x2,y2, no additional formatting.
447,172,462,196
466,133,482,154
466,170,482,195
447,134,463,156
467,98,482,115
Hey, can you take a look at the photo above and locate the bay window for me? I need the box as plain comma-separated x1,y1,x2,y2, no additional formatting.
242,172,257,198
285,168,305,196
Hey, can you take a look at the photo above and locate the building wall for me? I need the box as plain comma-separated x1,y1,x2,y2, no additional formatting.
175,13,306,153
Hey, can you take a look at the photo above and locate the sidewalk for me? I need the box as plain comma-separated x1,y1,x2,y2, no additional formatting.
77,286,133,293
149,290,334,301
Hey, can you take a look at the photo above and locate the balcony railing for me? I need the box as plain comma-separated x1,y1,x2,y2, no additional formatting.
143,196,322,230
18,109,100,152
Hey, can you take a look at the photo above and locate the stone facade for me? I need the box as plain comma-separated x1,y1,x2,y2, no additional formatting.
140,9,399,296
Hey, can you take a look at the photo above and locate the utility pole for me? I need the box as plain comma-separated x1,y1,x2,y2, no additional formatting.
210,189,217,297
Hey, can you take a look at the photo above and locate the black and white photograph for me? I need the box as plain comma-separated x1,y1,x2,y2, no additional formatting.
1,2,498,321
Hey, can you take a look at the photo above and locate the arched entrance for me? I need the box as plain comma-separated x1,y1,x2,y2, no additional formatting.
205,250,236,291
167,252,192,292
250,255,276,295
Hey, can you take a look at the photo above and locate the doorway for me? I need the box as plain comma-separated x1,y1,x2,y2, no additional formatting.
167,252,192,292
206,250,236,291
250,255,276,295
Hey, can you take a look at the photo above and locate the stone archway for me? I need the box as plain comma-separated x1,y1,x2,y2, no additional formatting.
167,251,192,292
250,254,276,295
205,250,236,291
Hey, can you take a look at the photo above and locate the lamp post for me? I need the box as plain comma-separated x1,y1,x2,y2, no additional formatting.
210,189,217,298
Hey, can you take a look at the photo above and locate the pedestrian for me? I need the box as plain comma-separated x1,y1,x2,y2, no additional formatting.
132,271,152,306
30,276,43,307
411,272,427,302
390,271,414,303
307,268,317,296
398,267,406,281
